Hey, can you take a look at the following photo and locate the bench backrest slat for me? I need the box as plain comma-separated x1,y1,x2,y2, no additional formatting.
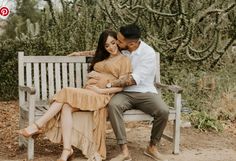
48,63,54,98
55,63,62,91
41,63,47,100
33,63,40,99
26,63,32,87
69,63,75,87
76,63,82,88
62,63,68,88
82,63,88,86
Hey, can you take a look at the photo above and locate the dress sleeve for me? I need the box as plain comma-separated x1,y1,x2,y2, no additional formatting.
118,56,132,78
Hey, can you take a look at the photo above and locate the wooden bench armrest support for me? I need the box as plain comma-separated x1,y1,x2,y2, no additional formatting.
155,82,183,94
19,85,36,160
19,85,36,95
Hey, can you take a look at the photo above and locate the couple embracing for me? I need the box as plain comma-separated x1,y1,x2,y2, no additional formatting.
18,24,169,161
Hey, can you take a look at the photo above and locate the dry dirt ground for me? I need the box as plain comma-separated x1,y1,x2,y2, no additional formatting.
0,101,236,161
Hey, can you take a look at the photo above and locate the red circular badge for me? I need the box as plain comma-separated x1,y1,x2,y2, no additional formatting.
0,6,10,17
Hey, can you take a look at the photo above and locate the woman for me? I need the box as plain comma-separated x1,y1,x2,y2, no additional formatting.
17,30,132,161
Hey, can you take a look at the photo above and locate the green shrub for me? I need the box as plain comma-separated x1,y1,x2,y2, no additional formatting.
190,111,223,132
0,40,19,100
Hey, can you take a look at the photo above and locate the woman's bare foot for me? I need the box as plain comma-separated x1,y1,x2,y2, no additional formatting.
57,148,74,161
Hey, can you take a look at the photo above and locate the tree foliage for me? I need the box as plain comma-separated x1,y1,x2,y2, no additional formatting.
98,0,236,68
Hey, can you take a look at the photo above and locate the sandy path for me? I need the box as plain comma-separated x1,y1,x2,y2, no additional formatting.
0,101,236,161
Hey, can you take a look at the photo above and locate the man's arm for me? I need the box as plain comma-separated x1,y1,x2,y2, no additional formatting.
108,52,156,88
107,73,136,88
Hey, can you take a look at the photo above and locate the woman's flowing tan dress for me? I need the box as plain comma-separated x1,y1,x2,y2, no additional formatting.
44,54,132,160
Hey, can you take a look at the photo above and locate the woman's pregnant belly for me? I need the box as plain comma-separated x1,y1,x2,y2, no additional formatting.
85,73,117,88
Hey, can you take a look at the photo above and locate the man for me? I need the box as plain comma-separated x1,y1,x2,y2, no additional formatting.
107,24,169,161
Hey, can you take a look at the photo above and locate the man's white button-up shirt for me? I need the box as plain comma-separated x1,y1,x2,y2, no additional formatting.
122,41,158,94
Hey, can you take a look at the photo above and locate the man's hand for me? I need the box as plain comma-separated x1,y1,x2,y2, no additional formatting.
110,74,136,87
87,71,101,80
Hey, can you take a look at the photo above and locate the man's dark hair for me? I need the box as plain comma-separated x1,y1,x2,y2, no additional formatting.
119,23,141,40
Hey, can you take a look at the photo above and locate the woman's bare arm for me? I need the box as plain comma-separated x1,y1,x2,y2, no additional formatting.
86,85,123,95
100,87,123,95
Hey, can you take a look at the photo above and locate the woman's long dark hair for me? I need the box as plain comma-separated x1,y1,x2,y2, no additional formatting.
89,30,117,72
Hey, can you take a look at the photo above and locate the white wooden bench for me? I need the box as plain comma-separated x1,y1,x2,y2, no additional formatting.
18,51,183,160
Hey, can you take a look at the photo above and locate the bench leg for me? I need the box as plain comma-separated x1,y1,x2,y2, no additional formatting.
28,138,34,161
173,93,181,154
173,119,180,154
19,108,27,148
19,106,35,160
28,94,36,160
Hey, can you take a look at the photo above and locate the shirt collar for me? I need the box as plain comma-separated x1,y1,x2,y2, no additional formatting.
127,40,143,56
121,40,144,57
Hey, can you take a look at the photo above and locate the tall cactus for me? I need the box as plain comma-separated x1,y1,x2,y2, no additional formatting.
15,19,39,40
26,19,40,37
98,0,236,67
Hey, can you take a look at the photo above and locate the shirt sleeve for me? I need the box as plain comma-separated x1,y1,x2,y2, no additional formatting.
131,52,156,85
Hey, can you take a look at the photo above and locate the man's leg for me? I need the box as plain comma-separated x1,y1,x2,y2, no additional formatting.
134,92,169,161
133,92,169,144
108,92,133,158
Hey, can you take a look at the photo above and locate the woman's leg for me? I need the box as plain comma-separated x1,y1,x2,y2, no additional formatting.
19,101,63,135
59,104,79,160
36,101,63,127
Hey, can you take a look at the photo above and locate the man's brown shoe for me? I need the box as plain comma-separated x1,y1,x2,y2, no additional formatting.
110,154,132,161
144,147,168,161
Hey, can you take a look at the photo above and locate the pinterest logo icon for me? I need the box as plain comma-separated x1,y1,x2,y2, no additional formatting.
0,6,10,17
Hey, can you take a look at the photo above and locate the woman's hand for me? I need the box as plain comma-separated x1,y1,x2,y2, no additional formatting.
86,85,104,94
87,71,101,79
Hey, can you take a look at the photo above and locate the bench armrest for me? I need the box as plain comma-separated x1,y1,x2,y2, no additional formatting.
155,82,183,94
19,85,36,95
